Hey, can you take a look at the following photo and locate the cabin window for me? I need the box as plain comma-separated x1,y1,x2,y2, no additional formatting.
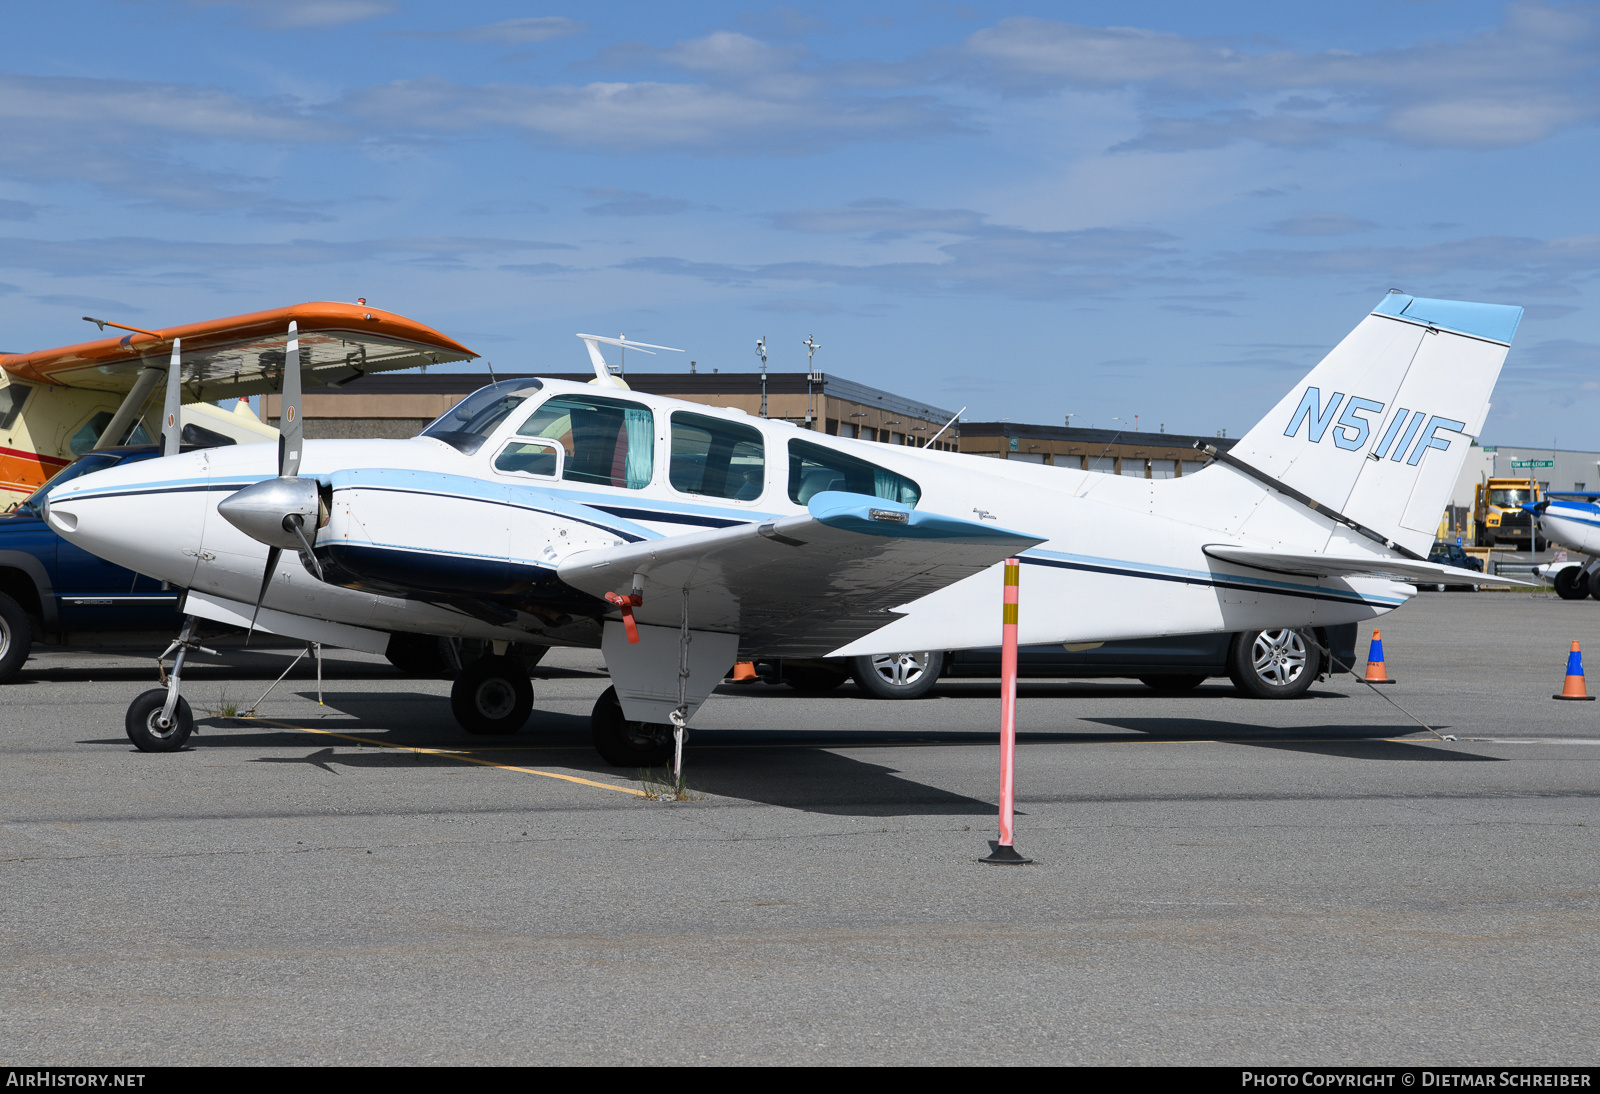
669,412,765,501
493,438,561,479
787,438,920,507
68,411,152,457
0,383,30,431
516,394,654,490
419,380,543,455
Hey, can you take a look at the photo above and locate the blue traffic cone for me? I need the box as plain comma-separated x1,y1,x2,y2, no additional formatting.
1363,629,1394,684
1554,641,1596,700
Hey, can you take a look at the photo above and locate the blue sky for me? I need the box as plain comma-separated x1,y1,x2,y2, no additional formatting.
2,1,1598,445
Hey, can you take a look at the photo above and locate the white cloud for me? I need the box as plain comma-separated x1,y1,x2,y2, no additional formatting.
189,1,399,31
959,2,1600,151
395,17,585,45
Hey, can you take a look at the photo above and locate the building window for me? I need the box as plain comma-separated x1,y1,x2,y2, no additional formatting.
669,411,765,501
1576,482,1587,491
788,438,921,507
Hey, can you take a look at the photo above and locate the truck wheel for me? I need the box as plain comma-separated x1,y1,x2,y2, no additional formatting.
0,591,31,684
1227,629,1320,700
849,652,942,699
590,686,673,766
125,689,194,752
1555,567,1590,600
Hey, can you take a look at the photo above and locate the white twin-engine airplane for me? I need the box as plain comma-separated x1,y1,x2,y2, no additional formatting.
45,292,1521,767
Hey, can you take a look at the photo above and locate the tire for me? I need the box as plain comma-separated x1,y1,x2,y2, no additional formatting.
590,685,673,766
0,591,31,685
1227,629,1321,700
450,655,532,736
1139,674,1206,692
125,688,194,752
1555,567,1590,600
849,651,942,700
385,632,448,675
784,665,849,693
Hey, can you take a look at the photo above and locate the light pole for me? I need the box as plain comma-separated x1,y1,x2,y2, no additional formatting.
803,334,820,428
756,337,768,417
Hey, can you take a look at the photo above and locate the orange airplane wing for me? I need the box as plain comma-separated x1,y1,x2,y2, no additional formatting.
0,301,476,401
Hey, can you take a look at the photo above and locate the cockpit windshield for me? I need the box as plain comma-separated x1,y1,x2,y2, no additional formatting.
419,380,544,455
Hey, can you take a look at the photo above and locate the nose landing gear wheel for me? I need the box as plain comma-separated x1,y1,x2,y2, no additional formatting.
590,686,674,767
450,655,533,735
125,689,194,752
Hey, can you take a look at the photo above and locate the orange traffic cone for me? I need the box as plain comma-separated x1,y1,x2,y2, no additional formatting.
1553,641,1596,701
1363,629,1395,684
729,661,759,684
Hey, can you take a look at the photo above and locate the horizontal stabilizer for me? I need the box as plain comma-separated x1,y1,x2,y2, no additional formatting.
559,490,1043,657
1203,544,1534,587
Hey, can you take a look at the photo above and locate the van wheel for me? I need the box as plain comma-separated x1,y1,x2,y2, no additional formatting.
0,591,31,684
1228,629,1320,699
849,652,942,699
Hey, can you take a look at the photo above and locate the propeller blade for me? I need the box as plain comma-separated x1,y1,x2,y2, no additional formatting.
248,546,282,642
161,337,182,457
280,320,303,478
287,514,323,581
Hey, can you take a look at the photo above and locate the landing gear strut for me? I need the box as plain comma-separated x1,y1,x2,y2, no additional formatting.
125,615,213,752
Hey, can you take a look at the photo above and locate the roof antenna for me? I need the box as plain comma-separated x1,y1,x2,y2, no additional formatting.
486,359,497,383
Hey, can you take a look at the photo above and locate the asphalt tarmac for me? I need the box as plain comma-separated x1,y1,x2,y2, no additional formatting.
2,592,1597,1066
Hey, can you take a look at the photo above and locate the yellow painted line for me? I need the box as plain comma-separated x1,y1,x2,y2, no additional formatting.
243,717,648,797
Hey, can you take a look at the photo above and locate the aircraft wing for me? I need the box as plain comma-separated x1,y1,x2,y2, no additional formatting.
1202,544,1534,587
557,490,1044,657
0,302,475,402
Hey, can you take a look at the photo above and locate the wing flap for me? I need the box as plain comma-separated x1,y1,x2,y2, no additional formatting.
1203,544,1533,586
1,302,475,401
558,491,1043,657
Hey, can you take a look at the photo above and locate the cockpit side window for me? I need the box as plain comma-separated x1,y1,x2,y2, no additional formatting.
670,411,765,501
787,439,920,507
516,393,655,490
418,380,544,455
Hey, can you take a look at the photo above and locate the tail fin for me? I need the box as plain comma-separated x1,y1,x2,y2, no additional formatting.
1225,292,1521,557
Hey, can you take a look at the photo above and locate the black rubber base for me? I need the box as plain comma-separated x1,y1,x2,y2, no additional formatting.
978,841,1033,865
1363,677,1396,684
1552,693,1597,701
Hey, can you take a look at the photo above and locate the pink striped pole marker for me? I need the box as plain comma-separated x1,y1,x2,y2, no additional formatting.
980,557,1031,864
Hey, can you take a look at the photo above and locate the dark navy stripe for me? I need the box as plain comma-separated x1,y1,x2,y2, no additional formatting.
62,481,258,503
589,504,747,529
332,483,647,543
1019,554,1393,608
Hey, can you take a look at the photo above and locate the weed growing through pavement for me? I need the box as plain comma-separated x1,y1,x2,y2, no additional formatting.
200,690,240,718
636,768,704,802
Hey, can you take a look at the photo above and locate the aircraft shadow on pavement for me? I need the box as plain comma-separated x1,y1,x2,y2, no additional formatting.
79,689,995,816
1084,717,1504,762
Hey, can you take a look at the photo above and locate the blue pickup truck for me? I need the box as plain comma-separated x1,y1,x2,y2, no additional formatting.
0,447,188,682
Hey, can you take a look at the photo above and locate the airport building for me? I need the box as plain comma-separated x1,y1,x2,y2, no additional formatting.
264,370,1235,475
265,371,963,451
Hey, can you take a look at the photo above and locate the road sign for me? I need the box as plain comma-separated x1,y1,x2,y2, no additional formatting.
1510,459,1554,469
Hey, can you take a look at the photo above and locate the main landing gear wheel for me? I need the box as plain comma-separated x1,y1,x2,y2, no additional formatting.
590,685,673,767
450,655,533,736
1228,628,1320,700
1555,567,1591,600
125,689,194,752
